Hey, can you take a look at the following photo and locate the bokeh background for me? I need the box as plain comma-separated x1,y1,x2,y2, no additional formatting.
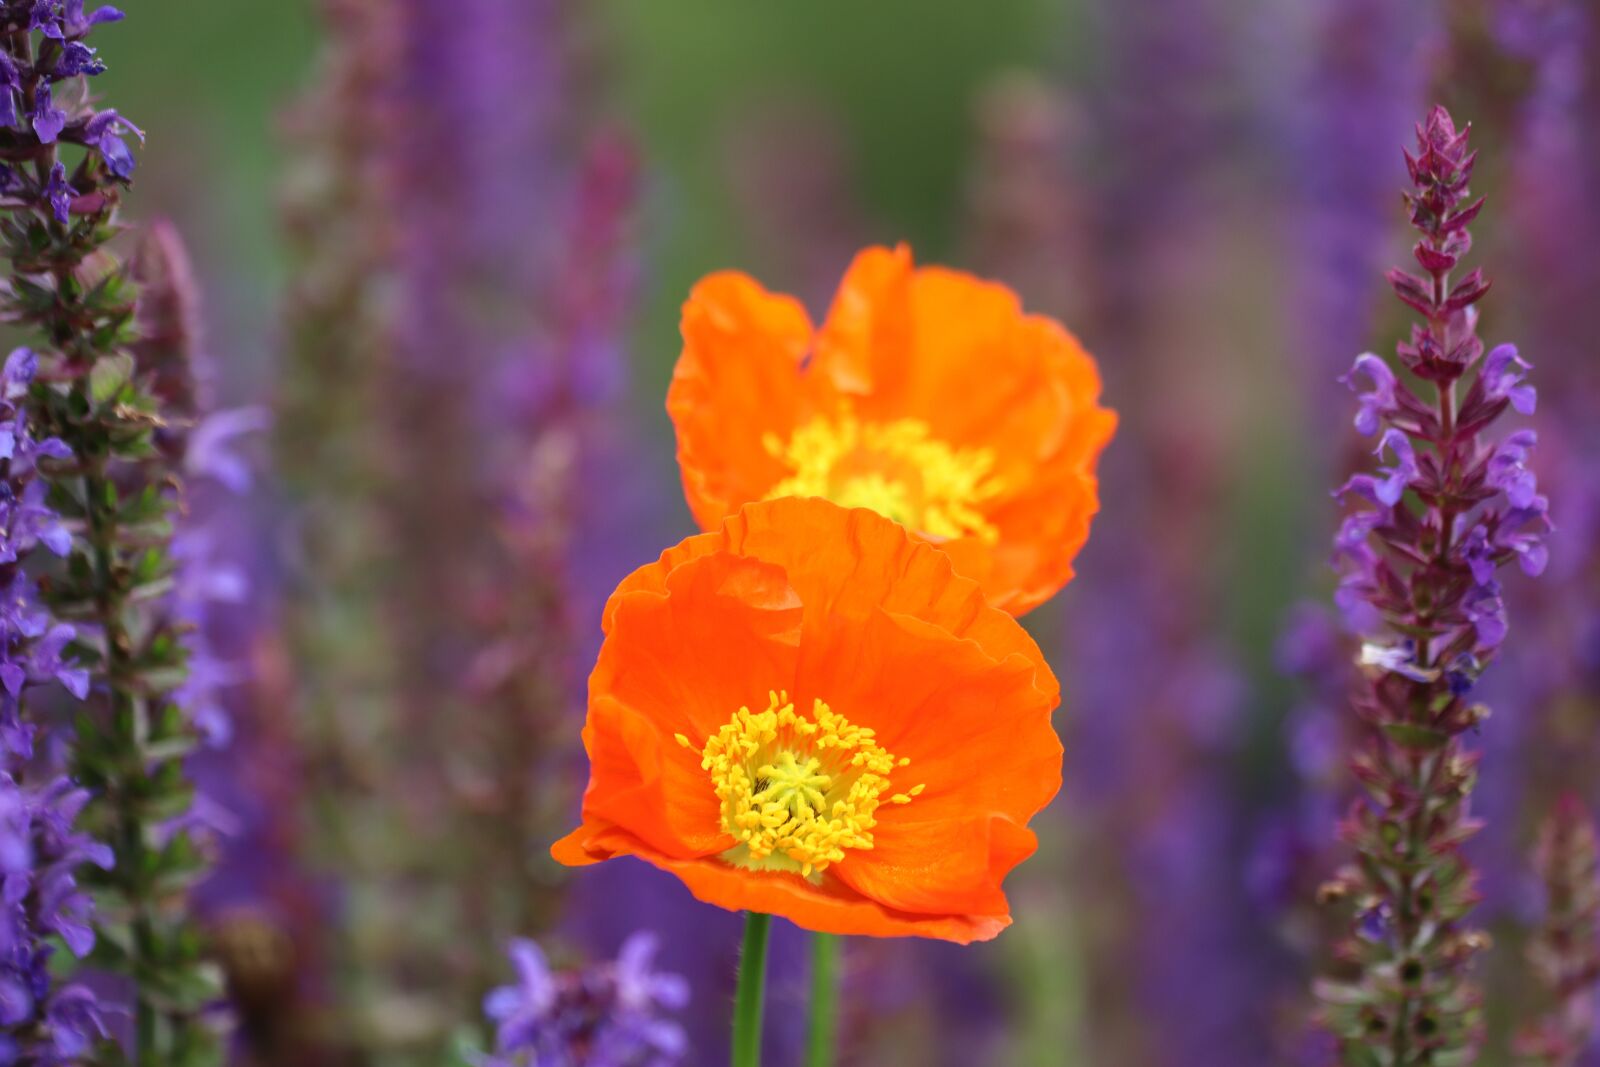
100,1,1600,1064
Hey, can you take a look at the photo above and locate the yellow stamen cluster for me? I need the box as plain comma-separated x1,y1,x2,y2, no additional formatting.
763,411,1003,543
676,692,923,879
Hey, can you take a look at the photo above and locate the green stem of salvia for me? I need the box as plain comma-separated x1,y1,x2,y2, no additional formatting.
806,932,840,1067
731,911,772,1067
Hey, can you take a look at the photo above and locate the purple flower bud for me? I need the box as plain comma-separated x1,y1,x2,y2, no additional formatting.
43,163,72,224
0,54,18,130
1444,653,1481,696
3,350,36,399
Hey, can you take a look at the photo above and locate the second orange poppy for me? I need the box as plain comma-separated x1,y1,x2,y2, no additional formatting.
668,244,1116,616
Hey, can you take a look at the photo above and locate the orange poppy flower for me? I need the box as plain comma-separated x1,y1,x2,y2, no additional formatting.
667,244,1116,616
551,497,1062,943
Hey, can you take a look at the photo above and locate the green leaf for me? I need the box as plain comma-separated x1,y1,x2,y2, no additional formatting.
1380,721,1449,751
90,352,136,404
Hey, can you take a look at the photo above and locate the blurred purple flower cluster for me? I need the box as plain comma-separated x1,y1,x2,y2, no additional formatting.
480,934,688,1067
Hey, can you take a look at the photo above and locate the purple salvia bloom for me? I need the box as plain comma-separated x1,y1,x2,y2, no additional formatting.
42,984,107,1058
1370,428,1418,506
185,406,269,494
82,110,140,180
52,41,103,79
31,0,122,40
483,939,557,1051
481,933,688,1067
57,0,123,37
2,351,35,399
1481,342,1537,414
28,82,62,145
1486,429,1540,509
1341,352,1399,436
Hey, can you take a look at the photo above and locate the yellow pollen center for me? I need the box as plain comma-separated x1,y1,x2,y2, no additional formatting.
762,411,1004,543
675,691,923,880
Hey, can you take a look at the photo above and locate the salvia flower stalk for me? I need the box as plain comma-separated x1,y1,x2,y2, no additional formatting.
1315,106,1551,1064
1513,796,1600,1067
0,2,227,1062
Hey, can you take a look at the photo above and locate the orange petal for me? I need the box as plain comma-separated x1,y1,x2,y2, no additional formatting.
605,500,1057,700
833,814,1036,918
668,271,814,530
811,244,914,397
577,695,731,860
557,828,1010,943
732,501,1061,701
595,549,803,744
796,607,1059,914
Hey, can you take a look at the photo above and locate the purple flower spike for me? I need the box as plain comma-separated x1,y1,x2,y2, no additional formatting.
1318,107,1549,1063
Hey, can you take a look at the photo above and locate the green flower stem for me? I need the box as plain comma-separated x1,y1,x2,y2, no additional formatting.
805,932,840,1067
731,911,772,1067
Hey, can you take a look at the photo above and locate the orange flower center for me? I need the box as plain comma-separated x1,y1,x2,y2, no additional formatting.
762,411,1003,543
675,691,923,880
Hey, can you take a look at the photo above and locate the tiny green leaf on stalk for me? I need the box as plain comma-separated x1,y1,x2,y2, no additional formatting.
1380,722,1450,750
89,351,135,404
